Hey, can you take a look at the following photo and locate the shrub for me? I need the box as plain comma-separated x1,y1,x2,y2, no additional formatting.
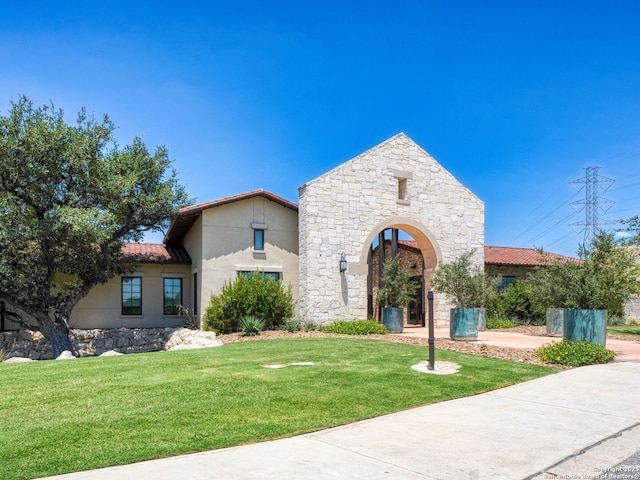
282,317,302,332
322,320,388,335
238,315,265,336
301,318,321,332
431,250,495,308
202,273,295,334
535,340,616,367
488,280,546,325
528,232,639,318
486,318,516,329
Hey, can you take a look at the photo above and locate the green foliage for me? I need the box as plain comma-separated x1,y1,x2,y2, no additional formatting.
431,250,494,308
486,280,546,325
535,340,616,366
282,317,302,332
377,256,419,307
0,96,191,355
528,232,640,318
322,320,388,335
202,273,295,334
238,315,265,336
607,315,625,326
619,215,640,245
486,318,517,329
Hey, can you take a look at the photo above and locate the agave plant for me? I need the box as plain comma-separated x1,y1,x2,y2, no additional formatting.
238,315,266,336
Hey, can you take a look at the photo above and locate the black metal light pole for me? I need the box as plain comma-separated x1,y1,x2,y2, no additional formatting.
0,300,5,332
427,290,435,370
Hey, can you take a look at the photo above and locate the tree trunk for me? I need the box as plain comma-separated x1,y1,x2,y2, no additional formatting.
38,314,75,358
49,327,75,358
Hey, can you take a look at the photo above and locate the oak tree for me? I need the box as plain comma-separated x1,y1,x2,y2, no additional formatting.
0,96,190,357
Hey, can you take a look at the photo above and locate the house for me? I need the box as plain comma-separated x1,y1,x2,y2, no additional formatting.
3,133,531,331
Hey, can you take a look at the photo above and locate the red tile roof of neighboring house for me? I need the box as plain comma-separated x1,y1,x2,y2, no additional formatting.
164,189,298,245
484,246,575,266
122,243,191,264
400,241,575,266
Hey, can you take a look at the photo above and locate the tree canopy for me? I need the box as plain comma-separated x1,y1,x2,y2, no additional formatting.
528,231,639,318
0,96,191,356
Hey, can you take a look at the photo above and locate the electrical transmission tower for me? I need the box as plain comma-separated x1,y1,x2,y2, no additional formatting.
569,166,615,245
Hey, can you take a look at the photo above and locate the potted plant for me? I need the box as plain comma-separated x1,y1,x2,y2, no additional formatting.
529,232,640,346
377,256,419,333
431,250,488,341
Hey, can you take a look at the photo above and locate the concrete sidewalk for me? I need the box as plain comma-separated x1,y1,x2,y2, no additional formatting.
40,362,640,480
399,327,640,362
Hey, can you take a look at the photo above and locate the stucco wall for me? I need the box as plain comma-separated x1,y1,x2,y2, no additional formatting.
198,196,299,313
298,133,484,326
70,263,191,329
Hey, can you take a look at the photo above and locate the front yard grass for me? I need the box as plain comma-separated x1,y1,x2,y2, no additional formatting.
0,338,556,480
607,325,640,336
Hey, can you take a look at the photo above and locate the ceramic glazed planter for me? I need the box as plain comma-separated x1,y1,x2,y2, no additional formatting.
563,308,607,346
450,308,479,341
382,307,404,333
546,308,565,337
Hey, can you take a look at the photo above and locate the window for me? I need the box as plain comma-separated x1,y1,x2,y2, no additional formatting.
121,277,142,315
254,229,265,251
499,276,516,292
398,178,407,200
238,271,281,281
163,278,183,315
193,273,198,315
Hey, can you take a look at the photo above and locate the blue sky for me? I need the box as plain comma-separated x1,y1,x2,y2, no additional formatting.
2,1,639,256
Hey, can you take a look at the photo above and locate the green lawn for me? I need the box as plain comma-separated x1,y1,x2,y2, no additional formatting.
0,338,556,480
608,325,640,336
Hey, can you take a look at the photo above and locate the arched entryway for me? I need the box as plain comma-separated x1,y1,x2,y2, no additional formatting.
355,218,441,327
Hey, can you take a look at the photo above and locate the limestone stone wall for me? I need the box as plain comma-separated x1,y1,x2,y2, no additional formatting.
1,328,179,360
625,295,640,322
298,133,484,326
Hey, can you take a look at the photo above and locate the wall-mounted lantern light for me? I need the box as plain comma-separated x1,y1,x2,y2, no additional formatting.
339,253,347,273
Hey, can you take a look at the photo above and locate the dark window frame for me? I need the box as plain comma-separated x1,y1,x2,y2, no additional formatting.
121,277,142,316
163,277,183,316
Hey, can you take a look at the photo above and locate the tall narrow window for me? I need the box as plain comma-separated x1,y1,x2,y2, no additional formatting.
163,278,183,315
121,277,142,315
254,229,265,251
398,178,407,200
193,273,198,315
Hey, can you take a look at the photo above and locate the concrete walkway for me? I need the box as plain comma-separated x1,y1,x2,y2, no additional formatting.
399,327,640,362
39,362,640,480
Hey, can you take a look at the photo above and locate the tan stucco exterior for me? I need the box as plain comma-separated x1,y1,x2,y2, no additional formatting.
70,263,191,329
195,195,299,318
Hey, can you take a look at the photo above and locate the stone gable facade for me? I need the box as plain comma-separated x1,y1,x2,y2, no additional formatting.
298,133,484,326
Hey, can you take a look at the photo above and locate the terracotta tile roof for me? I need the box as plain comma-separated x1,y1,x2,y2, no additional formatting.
398,239,419,250
484,246,575,266
122,243,191,264
398,241,575,266
164,189,298,245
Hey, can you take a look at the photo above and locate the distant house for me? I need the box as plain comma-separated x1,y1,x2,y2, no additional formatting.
484,246,576,291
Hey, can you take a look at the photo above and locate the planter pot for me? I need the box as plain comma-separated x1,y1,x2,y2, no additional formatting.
546,308,564,337
450,308,479,341
382,307,404,333
477,307,486,330
563,308,607,347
